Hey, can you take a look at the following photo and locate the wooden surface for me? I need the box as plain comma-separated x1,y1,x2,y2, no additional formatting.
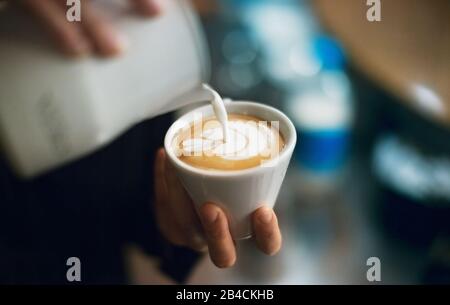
314,0,450,129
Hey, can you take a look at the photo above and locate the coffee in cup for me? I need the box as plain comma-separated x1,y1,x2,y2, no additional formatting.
172,114,285,171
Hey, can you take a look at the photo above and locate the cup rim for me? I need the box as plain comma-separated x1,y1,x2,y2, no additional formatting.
164,101,297,177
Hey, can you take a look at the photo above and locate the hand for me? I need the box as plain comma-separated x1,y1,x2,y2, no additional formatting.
154,148,282,268
18,0,162,57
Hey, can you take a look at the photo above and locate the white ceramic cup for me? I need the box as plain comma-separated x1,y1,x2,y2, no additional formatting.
164,101,297,240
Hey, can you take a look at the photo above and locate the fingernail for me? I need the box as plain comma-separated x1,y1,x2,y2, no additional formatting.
110,32,128,55
202,207,219,225
147,0,163,15
258,208,273,225
117,32,129,51
98,25,128,56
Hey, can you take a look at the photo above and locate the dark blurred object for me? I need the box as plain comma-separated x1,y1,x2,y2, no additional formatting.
0,114,200,284
423,236,450,284
373,132,450,248
351,66,450,283
349,66,450,249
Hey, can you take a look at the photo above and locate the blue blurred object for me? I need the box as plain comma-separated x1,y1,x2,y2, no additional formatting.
297,129,350,172
288,83,353,173
313,35,346,71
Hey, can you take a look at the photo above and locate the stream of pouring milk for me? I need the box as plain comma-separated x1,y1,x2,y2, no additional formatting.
179,84,283,163
202,84,229,142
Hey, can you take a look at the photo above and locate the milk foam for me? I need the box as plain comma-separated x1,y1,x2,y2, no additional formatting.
179,118,278,160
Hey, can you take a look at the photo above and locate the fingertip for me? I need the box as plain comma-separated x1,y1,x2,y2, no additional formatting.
200,203,220,227
253,207,282,256
199,203,236,268
80,3,128,58
254,206,274,225
156,147,166,161
155,147,165,168
154,148,167,192
112,32,129,55
214,253,236,269
264,235,282,256
135,0,163,17
97,29,128,57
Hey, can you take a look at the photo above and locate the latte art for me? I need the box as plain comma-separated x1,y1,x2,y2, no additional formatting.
173,114,285,170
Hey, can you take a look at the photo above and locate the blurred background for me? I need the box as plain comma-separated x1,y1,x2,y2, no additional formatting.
1,0,449,285
176,0,450,285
